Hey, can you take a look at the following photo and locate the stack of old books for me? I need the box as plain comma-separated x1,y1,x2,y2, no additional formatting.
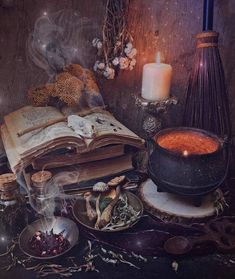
1,105,145,190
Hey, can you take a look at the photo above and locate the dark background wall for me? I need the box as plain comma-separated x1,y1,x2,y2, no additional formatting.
0,0,234,140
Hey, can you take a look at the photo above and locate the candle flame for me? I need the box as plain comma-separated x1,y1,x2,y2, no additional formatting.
156,51,161,64
183,150,189,157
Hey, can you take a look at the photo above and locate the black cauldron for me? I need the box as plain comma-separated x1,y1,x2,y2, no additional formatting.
148,127,228,197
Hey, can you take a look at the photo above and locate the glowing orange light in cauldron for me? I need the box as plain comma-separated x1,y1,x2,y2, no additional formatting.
183,150,189,157
157,131,219,155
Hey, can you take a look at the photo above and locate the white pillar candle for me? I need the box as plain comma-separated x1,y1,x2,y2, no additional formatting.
141,52,172,101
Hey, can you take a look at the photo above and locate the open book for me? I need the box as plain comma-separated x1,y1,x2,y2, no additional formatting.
1,106,145,173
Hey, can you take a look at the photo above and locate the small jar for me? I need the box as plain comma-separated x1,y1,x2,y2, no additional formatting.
30,171,57,217
0,173,27,252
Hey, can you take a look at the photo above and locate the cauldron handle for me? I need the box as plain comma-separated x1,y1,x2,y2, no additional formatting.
222,136,232,182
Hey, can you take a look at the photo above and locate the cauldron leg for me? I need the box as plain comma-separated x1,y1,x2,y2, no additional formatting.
192,197,202,207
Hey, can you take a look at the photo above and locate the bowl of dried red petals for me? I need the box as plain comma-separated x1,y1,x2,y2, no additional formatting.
19,216,79,259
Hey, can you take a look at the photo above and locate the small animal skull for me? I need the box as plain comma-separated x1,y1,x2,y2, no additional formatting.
68,115,96,138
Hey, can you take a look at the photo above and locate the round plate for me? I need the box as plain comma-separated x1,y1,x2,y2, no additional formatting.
19,216,79,260
72,191,143,232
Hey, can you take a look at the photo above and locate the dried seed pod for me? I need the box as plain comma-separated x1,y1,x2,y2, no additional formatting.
28,84,55,106
64,64,84,78
84,192,97,222
107,175,126,187
65,64,100,96
84,77,100,96
55,73,84,106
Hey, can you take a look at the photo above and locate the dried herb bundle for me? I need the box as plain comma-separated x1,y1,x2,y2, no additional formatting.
93,0,137,79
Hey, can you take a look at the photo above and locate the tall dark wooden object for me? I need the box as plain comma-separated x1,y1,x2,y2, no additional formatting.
183,0,231,139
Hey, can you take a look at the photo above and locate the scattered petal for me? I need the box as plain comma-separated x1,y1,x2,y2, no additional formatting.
172,261,179,272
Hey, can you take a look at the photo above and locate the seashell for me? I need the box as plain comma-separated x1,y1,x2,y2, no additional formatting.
93,182,109,192
67,115,96,138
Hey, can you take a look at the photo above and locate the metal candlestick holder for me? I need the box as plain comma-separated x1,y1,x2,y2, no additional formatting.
134,95,178,138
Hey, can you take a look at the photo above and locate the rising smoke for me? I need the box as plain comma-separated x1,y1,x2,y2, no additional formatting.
17,167,82,218
14,9,102,217
27,9,100,80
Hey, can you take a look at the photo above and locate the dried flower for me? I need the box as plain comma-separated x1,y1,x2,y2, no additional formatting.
97,62,105,70
112,57,119,66
29,230,70,257
92,38,103,54
91,1,137,79
92,38,101,48
172,261,179,272
119,57,129,70
124,42,133,53
103,67,115,79
127,48,137,59
115,41,122,47
93,61,99,72
129,58,137,70
130,58,136,66
96,41,103,49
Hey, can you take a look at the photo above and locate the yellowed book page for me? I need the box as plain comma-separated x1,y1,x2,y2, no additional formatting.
4,106,83,156
0,124,21,173
84,112,143,146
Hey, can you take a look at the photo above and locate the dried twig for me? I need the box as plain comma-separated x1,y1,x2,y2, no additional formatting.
93,0,137,79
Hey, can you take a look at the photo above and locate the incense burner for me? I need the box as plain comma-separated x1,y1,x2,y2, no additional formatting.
148,127,228,197
19,217,79,259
